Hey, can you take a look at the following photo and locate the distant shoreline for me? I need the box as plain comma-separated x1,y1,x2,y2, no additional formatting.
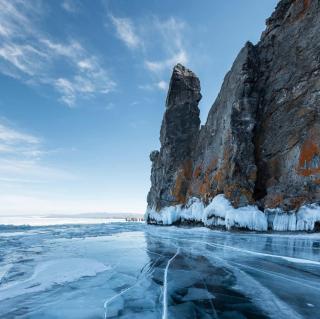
0,215,144,227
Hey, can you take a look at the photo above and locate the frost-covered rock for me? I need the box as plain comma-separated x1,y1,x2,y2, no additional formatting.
265,204,320,232
296,205,320,231
146,195,320,232
147,205,182,225
180,198,205,223
147,195,268,231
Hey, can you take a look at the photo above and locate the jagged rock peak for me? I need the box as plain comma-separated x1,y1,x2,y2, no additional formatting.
147,64,201,210
166,64,201,108
172,63,198,78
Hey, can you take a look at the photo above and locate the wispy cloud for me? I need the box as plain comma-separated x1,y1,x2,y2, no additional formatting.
110,15,141,49
145,51,188,73
109,13,188,90
0,1,39,38
144,17,188,74
0,120,46,164
138,80,168,92
109,14,187,73
156,80,168,91
0,122,40,145
0,0,115,107
0,127,136,213
0,119,73,185
40,38,82,57
54,64,115,107
54,78,76,106
0,43,47,76
61,0,78,13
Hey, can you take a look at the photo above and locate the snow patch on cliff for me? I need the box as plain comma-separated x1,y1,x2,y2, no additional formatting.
146,194,320,232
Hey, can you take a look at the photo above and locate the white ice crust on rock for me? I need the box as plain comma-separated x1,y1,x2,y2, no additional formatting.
146,194,320,232
267,204,320,231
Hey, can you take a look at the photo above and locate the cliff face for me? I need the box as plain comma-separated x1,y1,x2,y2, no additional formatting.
254,0,320,210
147,0,320,229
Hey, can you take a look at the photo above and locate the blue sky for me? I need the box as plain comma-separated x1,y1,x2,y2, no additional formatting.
0,0,278,215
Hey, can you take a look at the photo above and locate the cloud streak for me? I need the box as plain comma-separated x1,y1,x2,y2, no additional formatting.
145,51,188,73
0,0,115,107
109,13,188,90
0,122,40,145
110,15,141,49
144,17,188,74
110,14,188,73
61,0,78,13
0,120,73,187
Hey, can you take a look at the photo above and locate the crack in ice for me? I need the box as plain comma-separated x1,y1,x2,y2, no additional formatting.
104,283,138,319
230,261,320,292
162,247,180,319
147,232,320,266
103,260,156,319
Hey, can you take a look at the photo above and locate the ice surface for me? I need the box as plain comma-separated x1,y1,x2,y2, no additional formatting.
0,258,110,301
147,194,320,231
0,216,125,226
0,264,12,283
182,288,215,301
0,222,319,318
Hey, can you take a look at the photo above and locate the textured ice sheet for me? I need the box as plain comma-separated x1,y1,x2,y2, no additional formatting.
0,222,319,318
0,258,110,301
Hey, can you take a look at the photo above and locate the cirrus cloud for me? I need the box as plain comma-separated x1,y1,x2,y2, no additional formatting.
109,15,142,49
0,0,116,107
108,13,188,91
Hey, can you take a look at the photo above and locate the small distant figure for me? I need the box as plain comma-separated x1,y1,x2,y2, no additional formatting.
125,217,144,222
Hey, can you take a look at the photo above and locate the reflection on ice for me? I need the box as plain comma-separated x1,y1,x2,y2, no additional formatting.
0,222,319,318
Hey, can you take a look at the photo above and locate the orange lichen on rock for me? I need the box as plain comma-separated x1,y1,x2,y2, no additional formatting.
224,184,255,207
172,160,193,204
288,197,306,210
198,177,209,195
298,137,320,176
299,0,311,17
193,165,202,179
198,159,218,199
290,0,311,22
264,193,284,209
213,148,231,187
213,168,224,184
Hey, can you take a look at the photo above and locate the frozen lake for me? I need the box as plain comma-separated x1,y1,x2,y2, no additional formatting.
0,222,319,318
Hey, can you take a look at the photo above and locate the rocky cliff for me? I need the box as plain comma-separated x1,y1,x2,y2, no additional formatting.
146,0,320,231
